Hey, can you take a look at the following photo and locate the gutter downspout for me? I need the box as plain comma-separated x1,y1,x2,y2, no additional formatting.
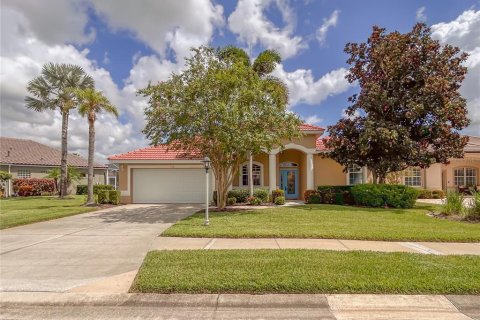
8,164,11,197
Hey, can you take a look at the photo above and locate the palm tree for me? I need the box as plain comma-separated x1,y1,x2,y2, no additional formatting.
75,88,118,205
26,63,94,198
45,166,82,193
219,47,288,196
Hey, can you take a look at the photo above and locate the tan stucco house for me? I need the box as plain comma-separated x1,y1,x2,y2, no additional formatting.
1,137,107,196
108,125,480,204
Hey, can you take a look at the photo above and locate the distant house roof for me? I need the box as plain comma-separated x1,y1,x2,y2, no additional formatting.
465,136,480,153
316,136,330,151
0,137,106,168
299,123,324,132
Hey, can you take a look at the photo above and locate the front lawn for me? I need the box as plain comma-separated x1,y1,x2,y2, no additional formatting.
132,249,480,294
0,196,96,229
162,204,480,242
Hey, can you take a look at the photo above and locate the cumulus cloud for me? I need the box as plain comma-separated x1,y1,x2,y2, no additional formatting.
228,0,306,59
304,115,323,125
316,10,340,46
273,64,353,107
431,9,480,136
0,1,224,162
90,0,224,61
416,6,427,22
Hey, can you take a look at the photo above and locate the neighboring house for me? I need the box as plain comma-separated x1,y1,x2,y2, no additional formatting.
1,137,107,196
108,125,480,204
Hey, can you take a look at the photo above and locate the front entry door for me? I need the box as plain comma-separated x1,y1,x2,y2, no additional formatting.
280,169,299,199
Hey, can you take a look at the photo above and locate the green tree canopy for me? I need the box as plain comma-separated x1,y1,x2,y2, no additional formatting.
140,46,301,208
326,23,470,183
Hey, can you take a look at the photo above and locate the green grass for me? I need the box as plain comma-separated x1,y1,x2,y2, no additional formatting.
132,249,480,294
162,204,480,242
0,196,96,229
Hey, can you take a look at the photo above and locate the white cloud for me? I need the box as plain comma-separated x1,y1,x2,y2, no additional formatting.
304,115,323,125
273,64,353,107
416,6,427,22
1,0,94,46
90,0,224,61
316,10,340,46
228,0,306,59
431,10,480,136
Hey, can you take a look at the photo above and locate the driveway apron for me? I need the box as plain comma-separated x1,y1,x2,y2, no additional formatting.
0,204,201,292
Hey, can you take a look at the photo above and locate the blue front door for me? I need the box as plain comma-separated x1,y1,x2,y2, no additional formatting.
280,169,298,199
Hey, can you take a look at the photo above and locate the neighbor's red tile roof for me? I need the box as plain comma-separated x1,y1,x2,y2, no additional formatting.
108,144,202,161
0,137,106,168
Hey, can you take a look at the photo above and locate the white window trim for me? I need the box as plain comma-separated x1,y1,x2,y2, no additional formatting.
239,161,264,187
454,167,478,186
346,164,363,185
404,167,422,187
17,170,31,179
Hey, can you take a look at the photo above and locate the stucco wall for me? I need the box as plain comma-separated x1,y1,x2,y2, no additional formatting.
281,134,318,149
443,157,480,191
313,156,346,186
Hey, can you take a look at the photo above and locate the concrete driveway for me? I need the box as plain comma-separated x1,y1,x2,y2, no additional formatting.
0,204,201,292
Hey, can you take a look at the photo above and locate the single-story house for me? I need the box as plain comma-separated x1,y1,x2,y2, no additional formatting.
108,124,480,204
1,137,107,196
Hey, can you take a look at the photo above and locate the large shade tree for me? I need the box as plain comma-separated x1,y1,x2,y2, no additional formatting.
75,88,118,205
26,63,94,197
326,23,470,183
140,46,301,209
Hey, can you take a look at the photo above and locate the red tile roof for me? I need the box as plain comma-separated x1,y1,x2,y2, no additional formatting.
108,144,201,161
316,136,331,151
299,123,324,131
0,137,106,168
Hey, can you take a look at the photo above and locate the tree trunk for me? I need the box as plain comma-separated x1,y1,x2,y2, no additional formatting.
248,152,253,197
372,171,378,184
86,114,95,205
59,110,69,198
378,174,386,184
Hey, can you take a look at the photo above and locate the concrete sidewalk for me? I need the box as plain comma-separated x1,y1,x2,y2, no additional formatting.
153,237,480,255
1,292,478,319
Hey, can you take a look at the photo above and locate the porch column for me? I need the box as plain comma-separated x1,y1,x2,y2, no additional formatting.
269,153,277,193
306,153,314,190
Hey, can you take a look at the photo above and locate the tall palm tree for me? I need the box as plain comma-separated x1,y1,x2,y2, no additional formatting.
26,63,94,198
219,47,288,196
75,88,118,205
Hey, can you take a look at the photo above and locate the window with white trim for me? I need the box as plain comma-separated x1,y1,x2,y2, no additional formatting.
454,168,477,186
17,170,31,179
347,165,363,185
241,163,262,186
404,167,422,187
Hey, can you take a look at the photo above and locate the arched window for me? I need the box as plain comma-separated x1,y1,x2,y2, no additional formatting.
240,163,263,187
454,168,477,186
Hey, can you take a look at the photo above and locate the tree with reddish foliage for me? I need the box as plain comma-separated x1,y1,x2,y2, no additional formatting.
326,23,470,184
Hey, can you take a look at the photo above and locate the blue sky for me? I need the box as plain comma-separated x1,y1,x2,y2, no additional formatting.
1,0,479,161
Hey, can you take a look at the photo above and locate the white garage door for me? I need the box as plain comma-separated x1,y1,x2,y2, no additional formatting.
132,168,207,203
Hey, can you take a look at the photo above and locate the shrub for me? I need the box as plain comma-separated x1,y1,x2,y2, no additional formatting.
13,178,55,196
97,190,110,204
317,185,354,205
76,185,87,195
227,188,250,203
351,184,418,208
109,190,120,205
442,191,464,216
246,196,262,206
304,190,319,204
253,188,269,203
308,193,322,204
93,184,114,194
432,190,445,199
417,189,433,199
464,191,480,221
227,197,237,206
271,189,285,203
274,196,285,205
18,185,34,197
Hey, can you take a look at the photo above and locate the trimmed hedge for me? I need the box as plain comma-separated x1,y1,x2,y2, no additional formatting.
76,184,114,195
13,178,56,196
227,188,269,203
271,189,285,203
351,184,418,208
315,185,355,205
417,189,445,199
96,190,121,204
274,196,285,205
